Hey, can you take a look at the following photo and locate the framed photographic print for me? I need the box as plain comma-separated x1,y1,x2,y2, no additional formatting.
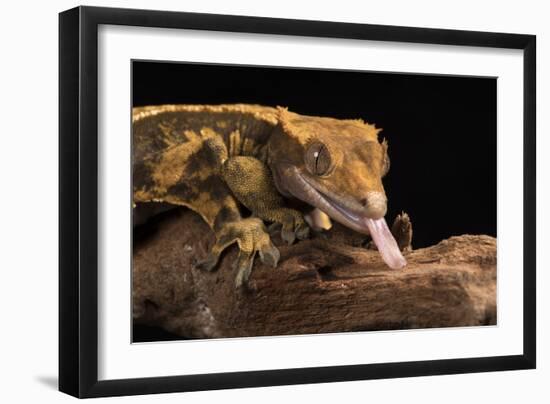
59,6,536,398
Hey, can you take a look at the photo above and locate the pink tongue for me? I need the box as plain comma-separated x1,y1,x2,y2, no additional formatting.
365,217,407,269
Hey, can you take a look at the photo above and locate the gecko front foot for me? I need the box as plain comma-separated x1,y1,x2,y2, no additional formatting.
266,209,310,245
282,219,310,245
194,217,280,288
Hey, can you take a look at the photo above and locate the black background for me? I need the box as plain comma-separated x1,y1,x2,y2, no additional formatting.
133,61,496,341
133,60,497,247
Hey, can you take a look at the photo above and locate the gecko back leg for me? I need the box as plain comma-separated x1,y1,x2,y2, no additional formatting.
133,128,279,287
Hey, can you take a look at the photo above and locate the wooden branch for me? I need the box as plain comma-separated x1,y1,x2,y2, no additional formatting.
133,208,496,339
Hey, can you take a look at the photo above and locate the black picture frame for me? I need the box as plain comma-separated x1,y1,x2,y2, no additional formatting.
59,5,536,398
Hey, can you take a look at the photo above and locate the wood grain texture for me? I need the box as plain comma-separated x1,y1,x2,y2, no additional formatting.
133,208,496,339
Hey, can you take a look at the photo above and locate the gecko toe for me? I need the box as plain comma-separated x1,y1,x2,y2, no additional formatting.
281,228,296,245
259,243,280,268
234,251,255,289
295,223,310,240
194,253,219,272
267,222,282,238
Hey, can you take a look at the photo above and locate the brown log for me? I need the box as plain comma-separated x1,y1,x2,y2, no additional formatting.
133,207,496,339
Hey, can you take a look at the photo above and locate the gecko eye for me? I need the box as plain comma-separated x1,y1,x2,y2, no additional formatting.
305,141,333,176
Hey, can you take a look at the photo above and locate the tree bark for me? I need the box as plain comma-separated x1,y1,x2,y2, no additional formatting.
133,208,496,339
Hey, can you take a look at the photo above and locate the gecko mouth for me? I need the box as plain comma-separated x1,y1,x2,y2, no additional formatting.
277,164,406,270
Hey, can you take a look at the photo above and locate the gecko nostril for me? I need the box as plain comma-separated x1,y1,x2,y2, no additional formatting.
359,198,369,207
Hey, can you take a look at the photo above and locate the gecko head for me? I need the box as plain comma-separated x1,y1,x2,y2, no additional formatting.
267,107,406,269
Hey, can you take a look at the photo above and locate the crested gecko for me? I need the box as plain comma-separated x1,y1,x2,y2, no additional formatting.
133,104,411,287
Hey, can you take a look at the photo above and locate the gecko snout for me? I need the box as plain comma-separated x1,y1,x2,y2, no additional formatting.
360,191,387,219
